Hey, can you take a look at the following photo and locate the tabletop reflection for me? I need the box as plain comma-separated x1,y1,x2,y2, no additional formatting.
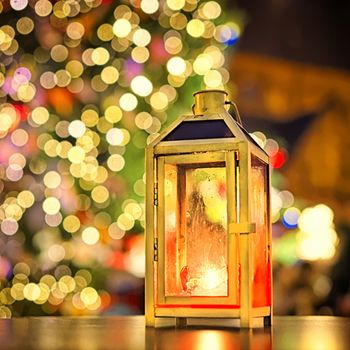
146,326,272,350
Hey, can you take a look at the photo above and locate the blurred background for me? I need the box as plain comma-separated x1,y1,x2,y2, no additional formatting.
0,0,349,318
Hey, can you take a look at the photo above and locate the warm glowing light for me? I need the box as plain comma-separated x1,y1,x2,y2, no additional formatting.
124,202,143,220
117,213,134,231
133,29,151,47
17,190,35,208
10,0,28,11
167,0,185,11
167,57,186,76
250,131,267,148
40,71,56,89
101,66,119,84
91,47,110,65
1,219,18,235
107,154,125,171
97,23,114,41
45,213,62,227
55,70,71,87
23,283,40,301
164,36,182,55
204,70,222,88
112,19,132,38
279,190,294,208
35,0,52,17
195,331,225,350
81,109,99,127
31,106,49,125
124,236,145,277
150,91,168,111
11,128,29,147
202,1,222,19
298,204,334,233
51,45,68,62
264,138,279,156
82,227,100,245
131,46,150,63
16,17,34,34
18,83,36,102
48,244,65,262
106,128,124,145
42,197,61,215
131,75,153,97
119,93,138,111
11,283,25,301
68,146,85,164
202,269,222,289
91,185,109,203
6,164,23,181
193,54,212,75
108,222,125,239
102,109,119,127
141,0,159,14
187,19,205,38
5,203,23,221
299,325,339,350
9,153,26,168
66,60,84,78
296,204,338,261
58,276,76,293
271,187,283,217
63,215,81,233
66,22,85,40
68,120,86,138
43,171,61,189
80,287,99,306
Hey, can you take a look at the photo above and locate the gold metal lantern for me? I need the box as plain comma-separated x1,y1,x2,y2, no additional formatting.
145,90,272,328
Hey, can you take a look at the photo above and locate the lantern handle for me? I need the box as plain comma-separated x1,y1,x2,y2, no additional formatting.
225,101,243,126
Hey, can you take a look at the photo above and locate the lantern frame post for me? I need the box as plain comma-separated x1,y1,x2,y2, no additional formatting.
145,147,156,327
238,142,253,327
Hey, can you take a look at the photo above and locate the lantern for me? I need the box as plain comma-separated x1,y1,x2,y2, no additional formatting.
145,90,272,328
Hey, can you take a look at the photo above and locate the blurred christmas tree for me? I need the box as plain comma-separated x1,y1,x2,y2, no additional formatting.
0,0,242,316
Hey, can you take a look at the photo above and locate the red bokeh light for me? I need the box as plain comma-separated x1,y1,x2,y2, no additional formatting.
271,148,287,169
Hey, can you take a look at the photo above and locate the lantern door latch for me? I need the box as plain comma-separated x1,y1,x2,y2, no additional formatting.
154,183,158,206
154,238,158,261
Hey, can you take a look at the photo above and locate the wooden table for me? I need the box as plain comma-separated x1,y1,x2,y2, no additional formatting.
0,316,349,349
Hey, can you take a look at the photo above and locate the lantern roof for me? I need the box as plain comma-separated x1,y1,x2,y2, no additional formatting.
148,90,265,154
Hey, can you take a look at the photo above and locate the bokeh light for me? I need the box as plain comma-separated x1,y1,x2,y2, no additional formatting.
119,93,138,111
82,227,100,245
113,19,132,38
296,204,338,261
141,0,159,14
167,57,186,76
131,75,153,97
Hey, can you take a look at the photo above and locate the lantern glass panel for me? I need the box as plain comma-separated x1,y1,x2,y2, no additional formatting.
250,155,271,307
164,162,228,297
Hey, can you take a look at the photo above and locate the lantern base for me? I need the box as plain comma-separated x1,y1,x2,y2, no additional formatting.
145,305,272,328
149,316,271,328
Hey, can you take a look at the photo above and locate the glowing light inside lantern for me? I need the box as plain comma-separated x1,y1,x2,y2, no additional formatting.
202,268,223,290
164,164,228,297
188,267,228,295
